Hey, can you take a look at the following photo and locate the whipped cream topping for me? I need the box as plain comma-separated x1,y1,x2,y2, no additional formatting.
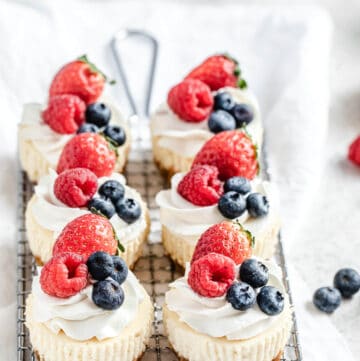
18,98,127,166
32,169,147,244
150,87,263,157
166,259,286,340
32,268,145,341
156,173,279,240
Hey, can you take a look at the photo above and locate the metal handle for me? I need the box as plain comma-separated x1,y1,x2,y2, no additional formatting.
111,29,159,117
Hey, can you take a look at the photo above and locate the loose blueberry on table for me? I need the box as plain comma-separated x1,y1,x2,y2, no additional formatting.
333,268,360,298
313,287,341,313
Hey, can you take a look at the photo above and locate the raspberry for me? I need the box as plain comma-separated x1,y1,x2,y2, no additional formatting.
167,79,213,122
191,221,253,265
348,135,360,166
186,55,244,91
40,253,88,298
57,133,116,177
54,168,98,207
49,55,105,104
192,130,259,180
42,95,85,134
188,253,236,297
53,214,118,260
177,165,223,206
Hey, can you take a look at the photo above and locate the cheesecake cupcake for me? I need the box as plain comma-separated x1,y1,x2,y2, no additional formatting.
163,227,292,361
26,168,149,267
18,56,130,183
156,130,280,267
151,54,262,176
26,250,153,361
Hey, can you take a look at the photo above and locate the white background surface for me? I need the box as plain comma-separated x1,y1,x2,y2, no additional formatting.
0,0,359,360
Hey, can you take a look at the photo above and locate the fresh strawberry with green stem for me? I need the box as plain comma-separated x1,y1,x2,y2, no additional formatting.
42,94,86,134
53,214,124,260
49,55,110,104
57,133,117,177
186,54,247,91
191,221,254,265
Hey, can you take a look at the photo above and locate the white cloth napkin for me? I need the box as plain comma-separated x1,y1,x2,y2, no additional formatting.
0,0,355,360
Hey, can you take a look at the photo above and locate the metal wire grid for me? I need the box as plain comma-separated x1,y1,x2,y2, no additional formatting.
16,145,302,361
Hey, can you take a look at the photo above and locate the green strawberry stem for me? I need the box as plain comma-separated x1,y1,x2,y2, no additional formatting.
77,54,116,85
233,220,256,248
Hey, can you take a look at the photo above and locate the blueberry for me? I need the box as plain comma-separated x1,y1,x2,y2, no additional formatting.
92,279,125,310
226,282,256,311
218,191,246,219
313,287,341,313
213,92,235,112
87,251,114,281
116,198,142,224
88,197,116,219
77,123,99,134
240,259,269,289
334,268,360,298
224,177,251,194
99,180,125,204
208,110,236,134
257,286,284,316
231,103,254,128
85,102,111,127
110,256,128,285
246,193,269,217
104,125,126,146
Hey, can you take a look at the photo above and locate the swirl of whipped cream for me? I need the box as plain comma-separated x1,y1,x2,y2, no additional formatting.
165,259,287,340
155,173,279,240
31,169,147,244
32,268,145,341
150,87,263,157
18,98,127,166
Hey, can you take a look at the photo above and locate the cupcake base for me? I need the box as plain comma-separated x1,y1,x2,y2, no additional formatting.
162,217,281,268
25,195,150,268
26,293,154,361
163,304,292,361
152,136,193,179
18,125,131,184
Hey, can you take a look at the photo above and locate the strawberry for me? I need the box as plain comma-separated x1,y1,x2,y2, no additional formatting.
191,221,253,265
167,79,213,122
185,54,246,91
177,165,223,206
53,214,118,260
40,253,88,298
348,135,360,166
49,55,107,104
42,95,85,134
188,253,236,297
192,130,259,180
57,133,116,177
54,168,98,207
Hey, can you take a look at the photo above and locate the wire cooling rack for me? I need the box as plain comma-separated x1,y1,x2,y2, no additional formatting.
16,138,302,361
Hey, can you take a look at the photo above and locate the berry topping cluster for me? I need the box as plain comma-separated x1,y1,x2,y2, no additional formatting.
208,91,254,134
53,169,142,224
313,268,360,313
167,54,249,125
187,222,284,316
40,250,128,311
218,177,269,219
